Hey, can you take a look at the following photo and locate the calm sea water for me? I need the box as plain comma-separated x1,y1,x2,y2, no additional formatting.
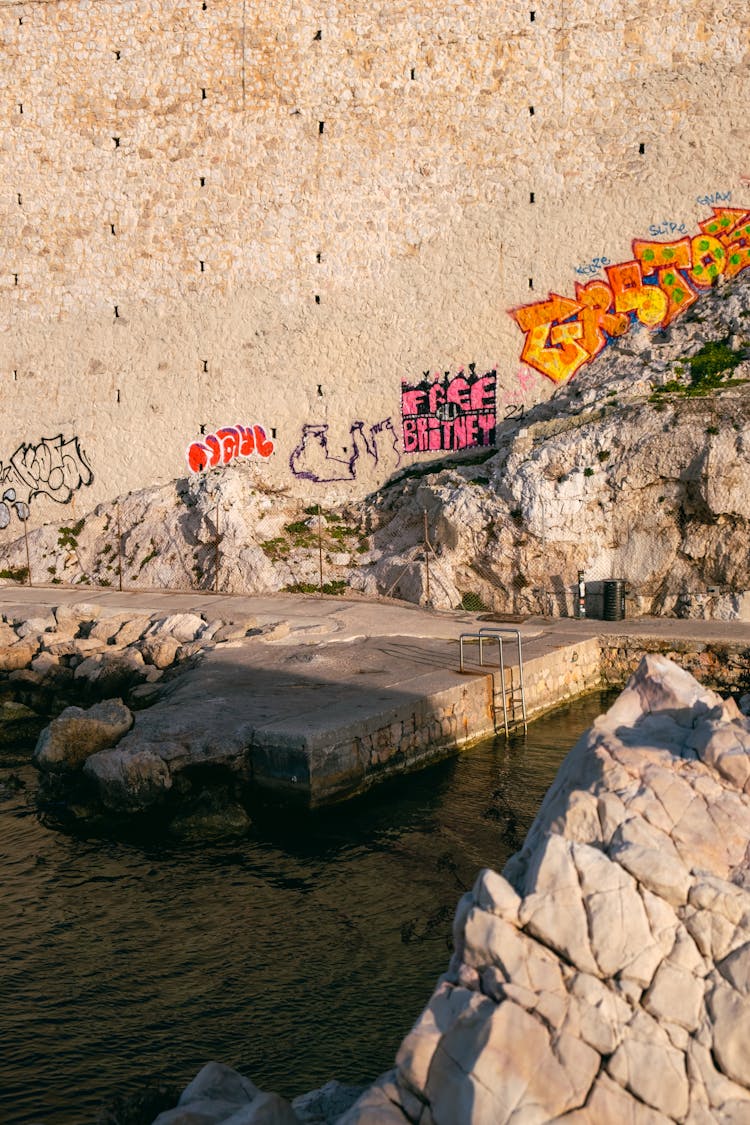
0,690,615,1125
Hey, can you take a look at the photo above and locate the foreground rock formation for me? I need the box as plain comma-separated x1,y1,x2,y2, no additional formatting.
153,655,750,1123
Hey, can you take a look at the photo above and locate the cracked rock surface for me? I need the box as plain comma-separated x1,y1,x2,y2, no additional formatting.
151,654,750,1123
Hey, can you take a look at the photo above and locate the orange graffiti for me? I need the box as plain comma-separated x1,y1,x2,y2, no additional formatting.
700,208,750,281
511,206,750,383
574,280,629,360
511,295,588,384
633,238,698,325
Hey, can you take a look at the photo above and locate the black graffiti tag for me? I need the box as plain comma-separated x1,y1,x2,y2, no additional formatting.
0,434,93,528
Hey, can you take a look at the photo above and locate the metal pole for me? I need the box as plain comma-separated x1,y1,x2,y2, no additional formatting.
423,508,431,607
116,503,123,591
214,503,220,593
317,507,324,595
22,518,32,586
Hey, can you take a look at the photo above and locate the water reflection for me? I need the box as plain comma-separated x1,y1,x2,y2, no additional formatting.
0,690,615,1125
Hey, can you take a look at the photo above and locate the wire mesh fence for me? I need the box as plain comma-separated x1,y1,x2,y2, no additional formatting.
0,477,631,619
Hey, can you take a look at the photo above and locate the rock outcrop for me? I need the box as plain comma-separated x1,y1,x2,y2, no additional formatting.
2,276,750,619
152,654,750,1123
32,698,133,773
150,1063,362,1125
0,602,259,716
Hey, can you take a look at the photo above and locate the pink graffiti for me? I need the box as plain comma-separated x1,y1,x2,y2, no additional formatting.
187,424,275,473
499,365,539,407
401,366,497,454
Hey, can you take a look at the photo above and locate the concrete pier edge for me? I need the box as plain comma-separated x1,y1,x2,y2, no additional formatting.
2,585,750,806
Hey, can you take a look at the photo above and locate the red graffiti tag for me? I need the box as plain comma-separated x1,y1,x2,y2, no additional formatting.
186,424,275,473
510,206,750,384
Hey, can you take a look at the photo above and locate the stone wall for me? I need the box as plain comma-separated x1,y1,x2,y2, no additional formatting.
601,635,750,696
522,638,603,719
1,0,749,532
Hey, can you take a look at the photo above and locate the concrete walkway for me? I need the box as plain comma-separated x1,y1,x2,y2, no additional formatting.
4,585,750,806
3,582,750,658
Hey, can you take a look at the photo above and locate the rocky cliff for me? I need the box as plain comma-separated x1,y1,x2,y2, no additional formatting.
1,272,750,620
150,654,750,1124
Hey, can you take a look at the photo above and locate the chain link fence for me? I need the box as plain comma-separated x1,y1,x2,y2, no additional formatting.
0,477,640,619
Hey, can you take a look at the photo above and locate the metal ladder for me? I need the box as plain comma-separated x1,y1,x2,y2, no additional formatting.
459,627,528,737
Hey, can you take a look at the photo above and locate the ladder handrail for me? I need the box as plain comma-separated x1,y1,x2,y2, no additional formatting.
459,633,509,736
476,627,528,732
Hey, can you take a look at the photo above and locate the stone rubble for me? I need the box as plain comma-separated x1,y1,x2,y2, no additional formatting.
0,603,258,699
149,654,750,1123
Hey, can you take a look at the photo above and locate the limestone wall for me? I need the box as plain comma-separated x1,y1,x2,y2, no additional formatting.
1,0,749,534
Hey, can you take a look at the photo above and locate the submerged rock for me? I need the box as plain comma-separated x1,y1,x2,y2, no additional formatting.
166,792,252,842
152,1062,299,1125
0,698,42,746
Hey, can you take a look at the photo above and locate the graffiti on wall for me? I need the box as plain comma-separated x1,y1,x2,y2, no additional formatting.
187,424,275,473
290,418,401,483
511,205,750,384
0,434,93,528
401,365,497,454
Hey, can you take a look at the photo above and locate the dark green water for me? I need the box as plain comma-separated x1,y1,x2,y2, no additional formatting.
0,690,615,1125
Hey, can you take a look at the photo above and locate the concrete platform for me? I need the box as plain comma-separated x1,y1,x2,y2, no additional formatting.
3,585,750,806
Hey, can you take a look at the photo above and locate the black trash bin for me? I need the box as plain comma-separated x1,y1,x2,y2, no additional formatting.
603,579,626,621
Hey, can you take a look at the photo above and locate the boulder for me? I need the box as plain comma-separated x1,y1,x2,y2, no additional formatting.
0,639,39,671
53,602,103,634
291,1080,365,1124
140,636,182,669
334,655,750,1122
83,744,173,812
33,698,133,772
148,613,207,643
152,1063,300,1125
0,621,18,646
73,648,147,695
16,613,56,638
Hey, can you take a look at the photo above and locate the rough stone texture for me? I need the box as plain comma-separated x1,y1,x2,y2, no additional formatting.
1,0,747,533
152,1062,299,1125
151,653,750,1123
32,698,134,772
340,654,750,1122
290,1080,365,1124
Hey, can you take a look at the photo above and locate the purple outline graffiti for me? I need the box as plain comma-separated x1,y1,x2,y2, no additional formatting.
290,418,402,483
0,434,93,529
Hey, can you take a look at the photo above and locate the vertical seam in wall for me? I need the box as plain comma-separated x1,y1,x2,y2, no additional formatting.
241,0,246,111
559,0,566,120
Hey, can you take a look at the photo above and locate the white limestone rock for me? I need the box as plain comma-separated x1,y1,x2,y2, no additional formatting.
707,981,750,1088
518,835,599,976
16,613,56,638
471,868,521,925
607,1010,689,1119
149,654,750,1124
140,635,182,669
153,1061,300,1125
291,1080,365,1124
147,613,207,643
